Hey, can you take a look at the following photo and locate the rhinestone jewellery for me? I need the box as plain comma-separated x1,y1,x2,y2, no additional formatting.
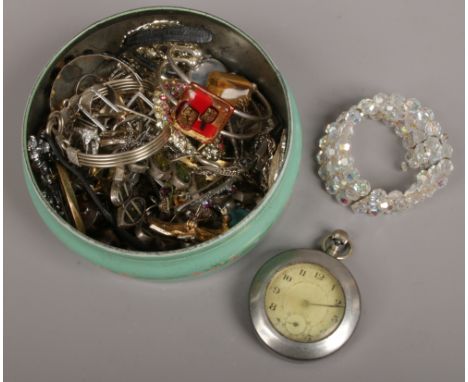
316,93,454,215
27,19,288,251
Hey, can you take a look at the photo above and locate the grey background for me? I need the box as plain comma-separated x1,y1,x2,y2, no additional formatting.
4,0,464,381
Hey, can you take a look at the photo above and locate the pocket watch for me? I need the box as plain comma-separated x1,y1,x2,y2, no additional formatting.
249,230,360,360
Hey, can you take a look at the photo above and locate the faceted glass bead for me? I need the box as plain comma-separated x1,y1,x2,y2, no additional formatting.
402,135,415,150
370,189,386,200
407,111,428,131
427,165,448,189
345,108,362,125
405,151,419,169
344,186,360,201
354,180,371,196
318,166,329,180
336,191,351,206
412,129,426,145
389,110,404,122
325,123,336,133
418,180,436,197
425,121,441,136
324,160,338,174
435,176,448,189
339,176,349,188
319,136,329,149
325,176,341,195
414,143,429,164
416,170,429,184
388,190,403,199
441,143,453,159
339,122,354,137
338,142,351,152
380,200,390,211
384,94,405,120
395,123,410,136
325,123,340,139
388,190,407,211
383,103,395,119
351,201,368,214
404,98,422,113
316,150,325,164
373,93,387,109
413,110,426,123
336,112,348,124
438,159,454,174
324,146,336,157
358,98,376,115
336,156,352,167
343,168,360,183
403,129,425,149
424,137,443,163
404,191,421,206
421,107,435,121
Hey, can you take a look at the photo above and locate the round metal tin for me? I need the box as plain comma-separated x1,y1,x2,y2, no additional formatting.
22,7,302,280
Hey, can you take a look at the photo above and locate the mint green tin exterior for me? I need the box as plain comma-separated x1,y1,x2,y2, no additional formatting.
22,7,302,280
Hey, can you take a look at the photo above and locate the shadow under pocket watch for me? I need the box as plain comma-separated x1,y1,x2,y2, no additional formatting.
249,230,360,360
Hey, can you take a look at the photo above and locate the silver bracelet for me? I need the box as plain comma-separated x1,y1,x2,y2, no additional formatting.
48,78,171,168
317,93,454,215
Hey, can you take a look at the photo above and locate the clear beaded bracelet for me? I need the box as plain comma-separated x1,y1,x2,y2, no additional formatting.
316,93,454,216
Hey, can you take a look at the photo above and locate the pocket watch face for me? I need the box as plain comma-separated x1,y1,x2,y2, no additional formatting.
265,263,345,343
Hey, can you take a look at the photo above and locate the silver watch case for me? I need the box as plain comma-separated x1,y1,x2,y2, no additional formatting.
249,249,360,360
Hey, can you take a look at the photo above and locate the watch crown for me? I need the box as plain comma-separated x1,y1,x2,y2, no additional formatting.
321,230,352,260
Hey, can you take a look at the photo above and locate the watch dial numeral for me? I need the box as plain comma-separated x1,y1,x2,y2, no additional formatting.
299,269,307,276
331,284,336,291
269,303,277,311
314,272,325,280
272,286,280,294
282,274,292,282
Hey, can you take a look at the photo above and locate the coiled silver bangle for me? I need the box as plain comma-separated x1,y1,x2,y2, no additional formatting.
63,123,170,168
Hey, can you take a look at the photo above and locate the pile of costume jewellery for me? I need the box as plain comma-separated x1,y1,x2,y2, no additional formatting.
27,21,287,251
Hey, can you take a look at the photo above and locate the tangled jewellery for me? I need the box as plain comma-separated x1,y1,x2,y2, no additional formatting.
28,21,287,251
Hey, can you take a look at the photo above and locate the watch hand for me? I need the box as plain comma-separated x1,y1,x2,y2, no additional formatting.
301,300,345,308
